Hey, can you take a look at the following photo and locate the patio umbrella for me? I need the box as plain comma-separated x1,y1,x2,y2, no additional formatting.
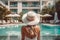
37,14,43,17
6,14,20,17
6,13,20,23
37,14,44,22
43,14,52,17
42,14,52,23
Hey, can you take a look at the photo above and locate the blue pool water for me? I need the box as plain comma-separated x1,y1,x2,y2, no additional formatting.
40,24,60,35
0,24,60,40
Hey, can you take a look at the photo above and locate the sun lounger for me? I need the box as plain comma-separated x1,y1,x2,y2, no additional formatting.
43,20,46,23
50,20,54,24
14,20,16,23
11,20,13,23
16,20,19,23
7,20,10,24
50,20,60,24
0,20,2,23
55,20,60,23
14,20,19,23
3,20,6,24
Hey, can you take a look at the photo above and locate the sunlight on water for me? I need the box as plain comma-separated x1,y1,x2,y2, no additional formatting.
0,24,60,40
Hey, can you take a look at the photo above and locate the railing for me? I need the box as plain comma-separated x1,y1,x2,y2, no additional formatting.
10,7,17,9
10,5,17,7
22,5,40,7
7,0,39,1
22,7,40,9
22,0,39,1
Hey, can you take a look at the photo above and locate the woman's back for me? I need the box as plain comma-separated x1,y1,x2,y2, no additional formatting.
21,25,40,40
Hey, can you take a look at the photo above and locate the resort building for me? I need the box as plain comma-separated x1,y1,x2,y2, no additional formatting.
0,0,60,40
0,0,54,14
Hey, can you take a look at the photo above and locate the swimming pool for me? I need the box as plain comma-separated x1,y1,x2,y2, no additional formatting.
0,24,60,40
41,24,60,35
40,24,60,40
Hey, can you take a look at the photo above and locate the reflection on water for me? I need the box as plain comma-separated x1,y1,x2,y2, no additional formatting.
0,36,20,40
0,36,7,40
9,36,19,40
0,36,59,40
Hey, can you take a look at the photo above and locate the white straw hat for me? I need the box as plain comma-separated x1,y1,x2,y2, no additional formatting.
22,11,40,25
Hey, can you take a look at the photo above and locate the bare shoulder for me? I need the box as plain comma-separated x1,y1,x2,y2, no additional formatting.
35,25,40,31
21,26,26,30
36,25,40,29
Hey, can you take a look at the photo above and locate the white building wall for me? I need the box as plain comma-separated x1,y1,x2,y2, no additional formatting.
18,2,22,14
8,1,10,10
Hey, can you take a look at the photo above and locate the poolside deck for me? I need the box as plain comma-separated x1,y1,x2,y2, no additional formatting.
41,23,60,26
0,23,26,27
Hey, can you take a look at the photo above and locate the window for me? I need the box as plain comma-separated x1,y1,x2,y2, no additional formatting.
22,9,28,13
33,9,39,13
10,9,17,13
22,2,28,7
32,2,40,7
22,2,39,7
10,2,17,7
5,2,8,5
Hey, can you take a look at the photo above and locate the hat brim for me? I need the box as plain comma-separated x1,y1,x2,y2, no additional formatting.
22,13,40,25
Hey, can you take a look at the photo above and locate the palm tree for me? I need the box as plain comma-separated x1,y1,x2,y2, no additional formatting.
0,4,11,24
55,0,60,20
41,6,55,14
18,12,24,22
